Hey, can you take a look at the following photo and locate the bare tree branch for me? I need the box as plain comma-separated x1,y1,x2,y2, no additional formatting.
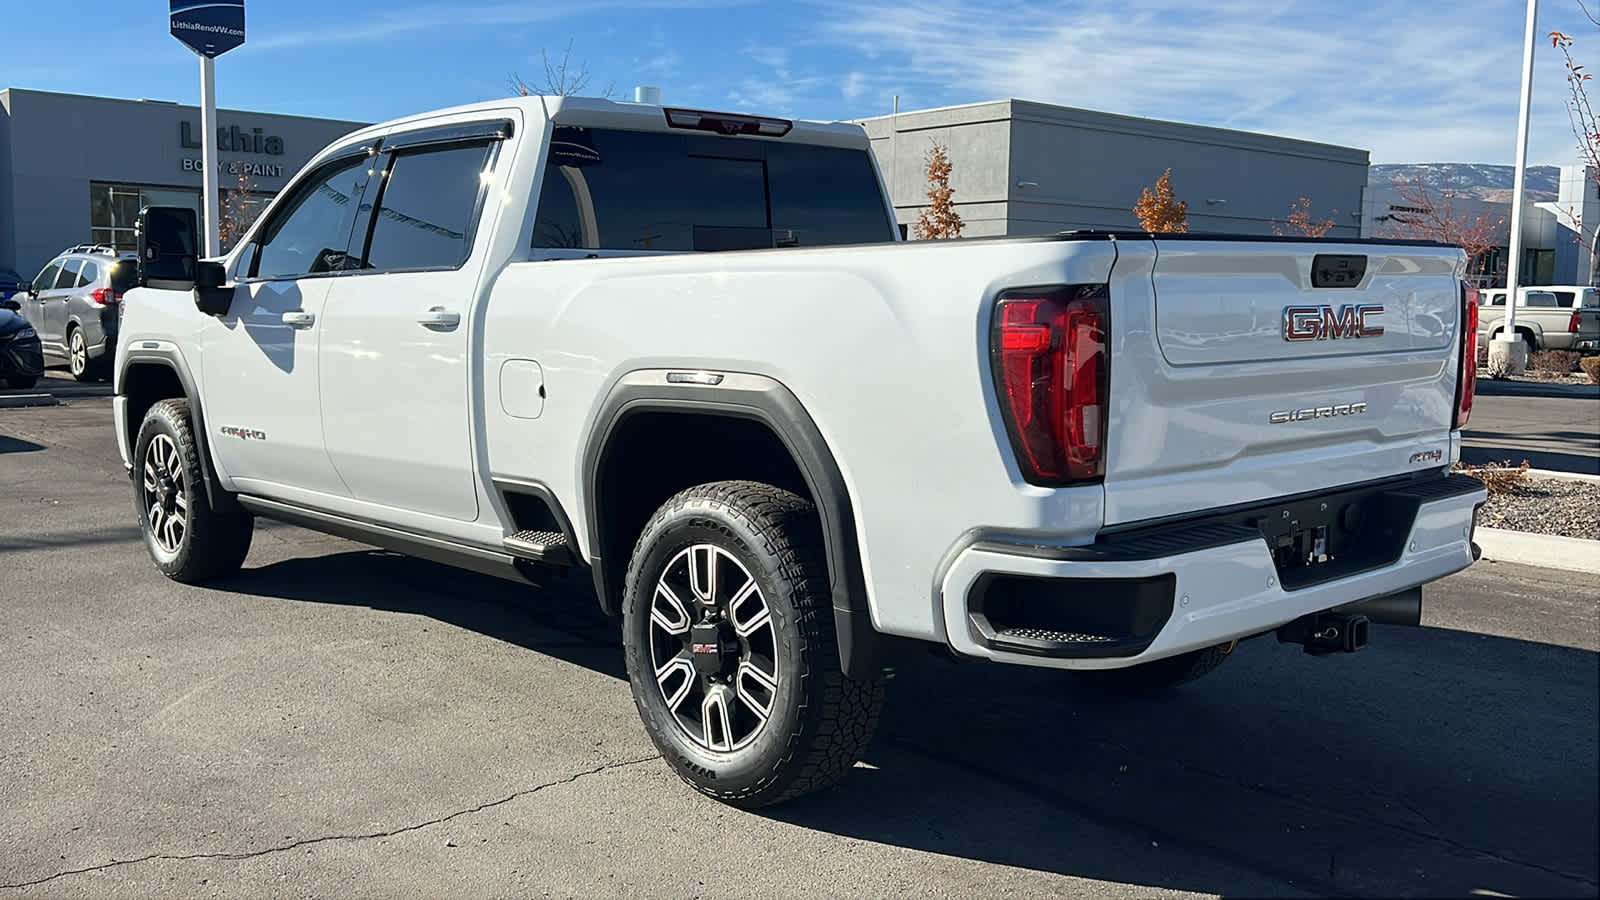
508,39,614,98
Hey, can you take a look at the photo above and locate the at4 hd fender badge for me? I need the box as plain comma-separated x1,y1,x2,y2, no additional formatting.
220,425,267,441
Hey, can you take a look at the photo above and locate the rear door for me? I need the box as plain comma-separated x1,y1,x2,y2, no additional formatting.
1103,239,1465,526
318,122,510,521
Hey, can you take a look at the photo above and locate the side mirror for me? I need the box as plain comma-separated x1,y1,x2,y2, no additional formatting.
0,298,19,311
194,261,232,316
137,206,200,291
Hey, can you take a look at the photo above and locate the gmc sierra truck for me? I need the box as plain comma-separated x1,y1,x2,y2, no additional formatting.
114,95,1488,808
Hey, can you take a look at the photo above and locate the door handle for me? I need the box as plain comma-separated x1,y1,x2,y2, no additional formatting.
417,307,461,328
281,310,316,328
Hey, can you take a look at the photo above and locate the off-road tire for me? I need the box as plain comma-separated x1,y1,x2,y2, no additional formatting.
3,375,38,390
132,398,254,584
621,480,885,808
1071,642,1235,695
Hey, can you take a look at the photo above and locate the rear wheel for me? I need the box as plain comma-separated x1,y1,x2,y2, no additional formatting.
133,398,254,584
1070,642,1235,695
67,326,106,381
621,480,885,808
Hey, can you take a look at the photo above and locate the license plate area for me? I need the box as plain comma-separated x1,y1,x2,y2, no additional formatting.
1223,482,1419,590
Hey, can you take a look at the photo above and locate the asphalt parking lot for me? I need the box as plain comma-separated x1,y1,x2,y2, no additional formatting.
2,391,1597,898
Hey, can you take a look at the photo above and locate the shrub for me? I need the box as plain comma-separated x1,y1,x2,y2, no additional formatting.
1582,355,1600,384
1453,459,1530,495
1529,349,1582,373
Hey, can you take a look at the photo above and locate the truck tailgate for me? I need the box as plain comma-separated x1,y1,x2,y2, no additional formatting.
1103,239,1467,527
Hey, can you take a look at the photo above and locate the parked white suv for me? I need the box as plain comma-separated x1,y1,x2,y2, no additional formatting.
113,95,1488,807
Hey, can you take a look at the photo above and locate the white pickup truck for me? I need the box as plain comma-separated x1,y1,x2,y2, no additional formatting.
114,95,1488,808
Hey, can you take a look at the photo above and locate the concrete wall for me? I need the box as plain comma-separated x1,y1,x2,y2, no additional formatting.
855,99,1369,240
0,88,367,278
857,100,1013,237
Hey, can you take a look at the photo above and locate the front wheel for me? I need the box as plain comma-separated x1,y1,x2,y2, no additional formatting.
621,480,885,808
133,398,254,583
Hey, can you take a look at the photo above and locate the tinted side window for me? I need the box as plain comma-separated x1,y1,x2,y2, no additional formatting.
361,142,493,271
766,142,895,247
253,155,371,279
531,127,892,252
77,261,100,287
1553,291,1576,307
54,260,83,289
34,261,62,291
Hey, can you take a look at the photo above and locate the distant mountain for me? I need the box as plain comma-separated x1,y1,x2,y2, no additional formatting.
1369,164,1560,203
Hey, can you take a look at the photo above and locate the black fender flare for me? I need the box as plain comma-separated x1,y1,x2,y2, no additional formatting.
581,370,879,679
118,349,238,514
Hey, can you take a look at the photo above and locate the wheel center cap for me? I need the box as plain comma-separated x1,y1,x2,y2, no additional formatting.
689,621,737,677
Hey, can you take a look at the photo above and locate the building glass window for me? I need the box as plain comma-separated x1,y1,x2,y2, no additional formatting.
89,183,204,253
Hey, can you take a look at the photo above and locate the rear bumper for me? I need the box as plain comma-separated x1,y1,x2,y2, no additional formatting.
938,473,1487,669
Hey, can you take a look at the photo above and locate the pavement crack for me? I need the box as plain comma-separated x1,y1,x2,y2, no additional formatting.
0,754,661,891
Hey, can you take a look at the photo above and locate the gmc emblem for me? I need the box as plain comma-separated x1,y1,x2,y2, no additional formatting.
1283,304,1385,341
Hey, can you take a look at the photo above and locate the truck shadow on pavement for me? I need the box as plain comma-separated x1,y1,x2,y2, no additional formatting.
228,549,1600,899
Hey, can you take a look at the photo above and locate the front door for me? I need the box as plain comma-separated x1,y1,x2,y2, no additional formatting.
201,150,374,497
41,259,82,346
22,260,62,340
318,135,503,521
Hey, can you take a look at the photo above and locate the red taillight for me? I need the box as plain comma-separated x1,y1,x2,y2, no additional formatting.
1570,309,1582,334
991,285,1109,485
1455,285,1478,429
90,288,121,306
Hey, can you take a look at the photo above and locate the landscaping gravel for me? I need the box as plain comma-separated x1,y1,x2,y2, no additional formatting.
1479,476,1600,540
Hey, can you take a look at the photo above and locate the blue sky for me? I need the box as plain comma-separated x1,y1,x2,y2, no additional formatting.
4,0,1599,165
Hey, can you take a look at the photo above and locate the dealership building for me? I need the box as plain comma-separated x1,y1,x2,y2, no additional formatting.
852,98,1370,239
0,88,366,280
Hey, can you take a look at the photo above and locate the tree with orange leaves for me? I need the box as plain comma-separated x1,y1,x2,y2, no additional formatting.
1272,197,1337,237
914,142,964,240
1134,168,1188,233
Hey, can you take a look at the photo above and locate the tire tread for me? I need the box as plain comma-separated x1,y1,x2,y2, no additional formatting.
623,479,883,808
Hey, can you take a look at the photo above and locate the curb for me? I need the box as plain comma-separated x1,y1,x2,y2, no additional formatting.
1527,468,1600,485
0,394,61,409
1474,527,1600,575
1473,378,1600,399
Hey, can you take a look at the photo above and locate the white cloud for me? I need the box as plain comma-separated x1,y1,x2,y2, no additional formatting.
842,70,867,101
813,0,1598,165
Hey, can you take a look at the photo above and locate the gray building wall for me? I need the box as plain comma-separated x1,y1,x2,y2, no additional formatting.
0,88,367,279
856,99,1369,240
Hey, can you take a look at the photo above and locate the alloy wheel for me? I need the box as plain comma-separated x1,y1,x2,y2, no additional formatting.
648,544,781,752
69,330,86,377
141,434,188,554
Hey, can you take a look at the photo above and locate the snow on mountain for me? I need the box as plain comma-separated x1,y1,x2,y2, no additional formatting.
1369,164,1560,203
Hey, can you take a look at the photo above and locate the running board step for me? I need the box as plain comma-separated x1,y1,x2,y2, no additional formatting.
503,529,576,566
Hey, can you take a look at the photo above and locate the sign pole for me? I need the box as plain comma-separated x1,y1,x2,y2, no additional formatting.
200,54,221,258
1503,0,1538,336
170,0,245,257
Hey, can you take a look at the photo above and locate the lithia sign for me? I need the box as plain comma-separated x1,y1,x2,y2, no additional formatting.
179,120,287,178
